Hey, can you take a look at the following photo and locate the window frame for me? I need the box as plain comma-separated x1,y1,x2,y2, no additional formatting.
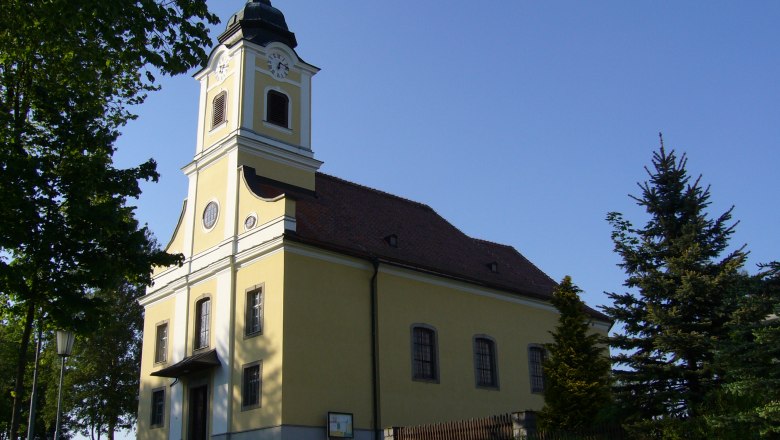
150,387,165,428
265,88,290,129
410,324,439,383
244,284,264,338
473,335,499,389
241,361,262,410
154,321,169,364
211,91,227,129
194,296,211,351
528,344,546,394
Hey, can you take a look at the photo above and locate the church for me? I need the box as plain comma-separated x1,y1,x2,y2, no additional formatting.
136,1,611,440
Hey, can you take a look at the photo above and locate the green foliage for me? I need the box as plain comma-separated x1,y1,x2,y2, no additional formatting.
40,283,144,440
0,0,217,436
602,138,748,435
538,276,612,433
704,262,780,438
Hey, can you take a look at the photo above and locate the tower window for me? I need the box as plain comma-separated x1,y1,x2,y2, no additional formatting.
194,298,211,350
212,92,227,128
266,90,289,128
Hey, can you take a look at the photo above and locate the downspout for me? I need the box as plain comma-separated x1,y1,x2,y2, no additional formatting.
369,257,381,440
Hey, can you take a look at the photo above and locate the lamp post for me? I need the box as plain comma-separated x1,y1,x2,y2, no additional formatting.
54,330,75,440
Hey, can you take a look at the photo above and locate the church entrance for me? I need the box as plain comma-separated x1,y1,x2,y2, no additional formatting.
188,385,208,440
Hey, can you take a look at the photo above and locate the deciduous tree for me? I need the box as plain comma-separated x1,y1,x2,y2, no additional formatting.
0,1,218,437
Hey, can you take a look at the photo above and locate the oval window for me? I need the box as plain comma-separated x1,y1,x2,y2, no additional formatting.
203,201,219,229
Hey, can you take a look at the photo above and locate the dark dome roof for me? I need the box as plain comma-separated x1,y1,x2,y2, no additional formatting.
218,0,297,48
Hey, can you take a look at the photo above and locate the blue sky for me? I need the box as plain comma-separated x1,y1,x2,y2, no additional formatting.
114,1,780,311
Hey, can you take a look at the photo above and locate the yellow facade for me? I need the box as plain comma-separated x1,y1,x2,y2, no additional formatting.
137,3,610,440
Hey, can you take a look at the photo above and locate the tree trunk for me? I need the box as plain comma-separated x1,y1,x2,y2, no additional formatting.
108,420,115,440
10,300,36,440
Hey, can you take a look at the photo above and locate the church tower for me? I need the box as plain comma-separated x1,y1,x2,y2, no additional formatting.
179,0,321,263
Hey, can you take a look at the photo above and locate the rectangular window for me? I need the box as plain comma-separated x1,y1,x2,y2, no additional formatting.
411,326,438,381
154,323,168,364
474,337,498,388
195,298,211,350
245,287,263,336
529,346,546,393
150,388,165,428
242,363,262,409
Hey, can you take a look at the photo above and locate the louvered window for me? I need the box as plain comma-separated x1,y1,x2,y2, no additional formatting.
212,92,227,128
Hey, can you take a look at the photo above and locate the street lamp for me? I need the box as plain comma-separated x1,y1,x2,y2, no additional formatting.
54,330,75,440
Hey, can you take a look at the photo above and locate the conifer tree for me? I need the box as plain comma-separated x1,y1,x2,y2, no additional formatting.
602,136,747,435
539,276,612,433
706,262,780,438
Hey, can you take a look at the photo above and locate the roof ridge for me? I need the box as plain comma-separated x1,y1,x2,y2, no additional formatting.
317,172,434,211
472,237,514,249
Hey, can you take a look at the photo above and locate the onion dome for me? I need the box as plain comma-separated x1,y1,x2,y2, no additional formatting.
218,0,298,48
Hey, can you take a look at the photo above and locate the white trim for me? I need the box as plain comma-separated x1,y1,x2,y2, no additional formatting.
195,80,207,153
300,70,312,150
211,269,233,434
222,149,239,241
183,132,321,178
241,49,256,130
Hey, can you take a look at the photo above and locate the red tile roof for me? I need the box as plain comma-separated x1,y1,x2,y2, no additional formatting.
243,167,608,321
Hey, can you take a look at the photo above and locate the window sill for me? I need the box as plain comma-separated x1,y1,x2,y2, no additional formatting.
263,120,292,134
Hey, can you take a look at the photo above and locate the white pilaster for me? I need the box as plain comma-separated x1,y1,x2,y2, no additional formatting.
195,77,208,154
241,48,256,130
169,288,189,440
211,268,234,435
300,70,312,150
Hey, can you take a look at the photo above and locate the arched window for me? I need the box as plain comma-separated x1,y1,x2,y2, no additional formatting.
411,325,438,382
474,335,498,388
266,90,289,128
212,92,227,129
194,298,211,350
528,345,546,393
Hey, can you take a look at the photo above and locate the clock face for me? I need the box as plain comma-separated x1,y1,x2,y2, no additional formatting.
267,52,291,79
216,54,229,81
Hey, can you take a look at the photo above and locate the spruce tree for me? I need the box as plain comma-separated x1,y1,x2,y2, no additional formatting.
538,276,612,433
707,262,780,438
602,137,747,435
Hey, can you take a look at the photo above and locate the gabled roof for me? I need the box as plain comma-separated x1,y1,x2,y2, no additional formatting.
243,167,609,322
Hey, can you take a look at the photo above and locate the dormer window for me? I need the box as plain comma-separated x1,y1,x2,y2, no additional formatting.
488,262,498,273
266,90,289,128
384,234,398,248
212,92,227,128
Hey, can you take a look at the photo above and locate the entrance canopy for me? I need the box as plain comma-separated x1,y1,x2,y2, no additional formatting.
150,349,221,378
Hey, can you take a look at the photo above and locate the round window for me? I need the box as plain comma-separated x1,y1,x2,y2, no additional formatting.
244,214,257,230
203,201,219,229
